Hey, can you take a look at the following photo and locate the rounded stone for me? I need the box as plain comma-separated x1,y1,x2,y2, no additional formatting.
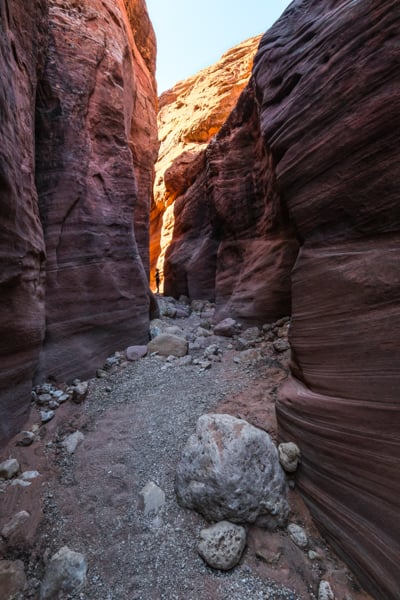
197,521,246,570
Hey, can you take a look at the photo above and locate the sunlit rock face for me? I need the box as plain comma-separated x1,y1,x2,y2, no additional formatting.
151,36,262,293
163,82,299,322
252,1,399,598
0,0,48,443
0,0,157,444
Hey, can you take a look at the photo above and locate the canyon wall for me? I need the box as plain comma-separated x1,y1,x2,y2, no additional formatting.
252,1,399,598
0,0,48,442
152,1,400,596
151,36,263,295
0,0,158,443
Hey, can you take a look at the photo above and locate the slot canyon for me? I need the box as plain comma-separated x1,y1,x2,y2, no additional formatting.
0,1,399,599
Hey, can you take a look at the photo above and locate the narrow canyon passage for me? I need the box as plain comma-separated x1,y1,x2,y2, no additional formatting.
4,302,373,600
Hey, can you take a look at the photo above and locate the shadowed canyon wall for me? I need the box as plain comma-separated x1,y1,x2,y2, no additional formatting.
0,0,158,443
252,1,399,599
151,1,400,597
0,0,48,443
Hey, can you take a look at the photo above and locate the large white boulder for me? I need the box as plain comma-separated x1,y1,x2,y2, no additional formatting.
175,414,289,528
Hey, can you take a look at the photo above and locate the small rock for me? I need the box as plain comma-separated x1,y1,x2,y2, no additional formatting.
62,431,84,454
319,580,335,600
0,559,27,599
40,547,87,600
197,521,246,571
177,355,193,366
139,482,165,517
203,344,221,359
57,393,70,404
278,442,301,473
197,326,212,338
11,479,31,487
126,345,148,361
20,470,40,481
213,318,238,337
37,394,52,406
287,523,308,549
51,390,65,399
1,511,30,540
40,410,55,423
236,337,251,351
273,339,290,353
0,459,19,479
308,550,323,561
96,369,108,378
190,299,206,313
147,333,188,357
164,326,185,337
241,327,260,342
16,431,35,447
72,381,89,404
48,400,59,410
255,549,281,565
199,360,212,370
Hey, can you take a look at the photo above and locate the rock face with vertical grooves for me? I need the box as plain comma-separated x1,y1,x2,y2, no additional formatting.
163,82,298,322
251,2,399,598
34,0,158,385
0,0,158,444
150,36,263,294
0,0,48,443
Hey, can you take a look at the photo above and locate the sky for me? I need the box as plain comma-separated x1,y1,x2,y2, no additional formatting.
146,0,293,94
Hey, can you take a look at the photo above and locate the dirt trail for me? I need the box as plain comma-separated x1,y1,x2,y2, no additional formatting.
1,306,373,600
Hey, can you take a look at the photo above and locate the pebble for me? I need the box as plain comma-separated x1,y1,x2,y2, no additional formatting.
0,459,19,479
72,381,89,404
1,511,30,539
287,523,308,549
139,481,166,517
278,442,301,473
197,521,246,571
319,580,335,600
37,394,52,406
16,431,35,447
62,431,84,454
273,339,290,352
20,470,40,481
40,410,55,423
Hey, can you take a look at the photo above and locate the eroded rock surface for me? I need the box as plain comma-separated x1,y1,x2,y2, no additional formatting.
150,36,262,294
0,0,48,444
0,0,158,443
251,1,400,598
175,413,289,528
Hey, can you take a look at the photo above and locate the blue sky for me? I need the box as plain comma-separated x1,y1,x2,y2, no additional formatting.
146,0,293,93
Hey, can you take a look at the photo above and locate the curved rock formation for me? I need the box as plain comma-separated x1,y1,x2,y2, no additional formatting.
250,1,399,598
35,0,158,385
0,0,158,444
151,36,262,293
0,0,48,443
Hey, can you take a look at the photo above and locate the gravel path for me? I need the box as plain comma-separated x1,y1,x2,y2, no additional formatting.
8,305,372,600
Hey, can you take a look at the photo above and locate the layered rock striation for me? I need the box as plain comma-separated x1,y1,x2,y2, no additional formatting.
250,2,399,598
151,36,263,295
0,0,48,442
35,0,158,383
0,0,158,444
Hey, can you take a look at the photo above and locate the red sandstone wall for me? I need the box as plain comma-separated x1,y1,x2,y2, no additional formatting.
0,0,158,443
251,1,400,598
0,0,48,443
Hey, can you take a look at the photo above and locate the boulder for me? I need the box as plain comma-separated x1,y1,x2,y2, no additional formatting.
213,318,238,338
197,521,246,571
175,414,289,528
40,547,87,600
147,334,188,357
